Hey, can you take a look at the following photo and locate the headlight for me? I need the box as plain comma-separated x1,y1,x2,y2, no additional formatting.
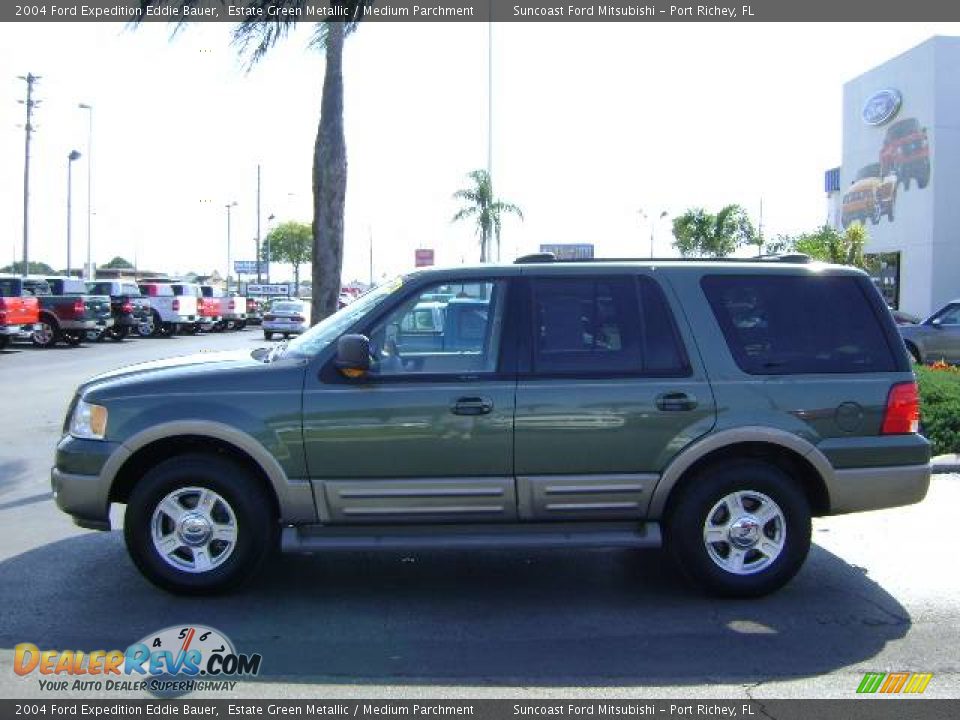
70,399,109,440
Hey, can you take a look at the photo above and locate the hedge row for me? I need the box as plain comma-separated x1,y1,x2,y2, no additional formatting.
915,364,960,456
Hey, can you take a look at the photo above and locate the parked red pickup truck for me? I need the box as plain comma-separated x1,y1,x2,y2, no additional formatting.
24,277,113,348
0,276,41,351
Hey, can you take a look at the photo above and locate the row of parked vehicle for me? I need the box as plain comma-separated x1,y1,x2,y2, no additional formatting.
0,275,267,350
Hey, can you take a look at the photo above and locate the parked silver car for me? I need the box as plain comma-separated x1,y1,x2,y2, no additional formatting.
262,299,310,340
899,300,960,364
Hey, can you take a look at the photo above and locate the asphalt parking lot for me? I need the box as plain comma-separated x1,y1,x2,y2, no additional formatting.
0,330,958,700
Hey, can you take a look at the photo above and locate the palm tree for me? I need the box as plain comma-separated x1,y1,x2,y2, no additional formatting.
452,170,524,262
135,3,369,325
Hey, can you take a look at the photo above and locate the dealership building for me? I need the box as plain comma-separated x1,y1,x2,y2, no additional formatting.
824,35,960,318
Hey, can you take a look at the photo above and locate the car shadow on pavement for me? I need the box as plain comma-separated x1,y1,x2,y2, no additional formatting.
0,530,910,687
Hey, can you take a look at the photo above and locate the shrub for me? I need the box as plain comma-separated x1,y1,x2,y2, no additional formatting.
915,365,960,455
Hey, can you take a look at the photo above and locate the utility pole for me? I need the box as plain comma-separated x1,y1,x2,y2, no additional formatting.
487,12,495,261
368,226,374,286
19,73,40,277
66,150,81,276
757,198,765,257
256,164,262,284
78,103,94,278
225,201,237,292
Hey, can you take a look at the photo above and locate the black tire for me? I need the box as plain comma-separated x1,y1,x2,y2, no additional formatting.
236,320,247,330
906,343,922,365
665,459,811,598
149,311,164,338
0,335,9,351
263,331,273,341
108,325,129,342
31,316,60,348
917,168,930,190
62,331,84,347
123,454,277,595
159,322,175,338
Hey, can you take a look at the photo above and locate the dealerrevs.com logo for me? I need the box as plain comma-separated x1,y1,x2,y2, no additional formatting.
14,625,261,693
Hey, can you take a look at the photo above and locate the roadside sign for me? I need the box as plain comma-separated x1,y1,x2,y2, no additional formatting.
234,260,269,275
246,284,292,296
415,249,435,268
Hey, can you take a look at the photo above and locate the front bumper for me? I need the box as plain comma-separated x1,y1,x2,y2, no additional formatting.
51,435,124,530
61,318,114,331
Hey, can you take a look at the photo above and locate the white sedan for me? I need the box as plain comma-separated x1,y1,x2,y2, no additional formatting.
262,300,311,340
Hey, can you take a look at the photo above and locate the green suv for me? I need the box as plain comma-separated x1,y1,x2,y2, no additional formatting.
51,256,930,597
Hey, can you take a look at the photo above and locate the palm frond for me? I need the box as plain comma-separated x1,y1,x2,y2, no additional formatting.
452,207,479,223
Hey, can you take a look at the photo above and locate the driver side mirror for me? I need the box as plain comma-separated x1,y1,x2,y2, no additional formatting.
336,334,371,379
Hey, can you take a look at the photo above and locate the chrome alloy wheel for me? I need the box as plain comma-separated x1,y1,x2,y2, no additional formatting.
33,321,55,346
150,487,238,573
702,490,786,575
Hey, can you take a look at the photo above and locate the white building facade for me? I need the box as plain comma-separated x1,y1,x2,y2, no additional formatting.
833,36,960,318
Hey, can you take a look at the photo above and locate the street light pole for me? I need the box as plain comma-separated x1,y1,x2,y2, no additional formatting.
19,73,41,277
78,103,93,279
256,164,262,284
266,213,275,285
225,201,237,292
66,150,82,277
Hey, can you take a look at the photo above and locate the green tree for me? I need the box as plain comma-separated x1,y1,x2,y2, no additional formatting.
452,169,524,262
671,205,755,258
261,221,314,291
771,224,868,268
1,260,54,275
103,256,134,269
136,1,369,326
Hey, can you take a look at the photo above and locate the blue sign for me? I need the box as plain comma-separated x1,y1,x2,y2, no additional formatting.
862,89,902,126
234,260,268,275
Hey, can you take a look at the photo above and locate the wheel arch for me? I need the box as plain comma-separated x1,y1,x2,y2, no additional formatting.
105,421,316,524
649,427,833,520
903,339,922,364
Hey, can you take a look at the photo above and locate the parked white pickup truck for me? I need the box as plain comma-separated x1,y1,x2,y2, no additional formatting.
138,281,198,337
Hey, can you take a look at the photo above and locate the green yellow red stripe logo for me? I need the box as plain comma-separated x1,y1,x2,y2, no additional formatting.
857,672,933,694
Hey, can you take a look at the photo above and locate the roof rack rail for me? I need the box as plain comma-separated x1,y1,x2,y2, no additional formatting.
514,252,557,264
513,253,813,265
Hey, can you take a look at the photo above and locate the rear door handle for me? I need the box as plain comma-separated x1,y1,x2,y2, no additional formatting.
656,392,697,412
451,397,493,416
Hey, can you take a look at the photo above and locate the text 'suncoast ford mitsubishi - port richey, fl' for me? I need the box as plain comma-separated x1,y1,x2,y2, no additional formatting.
51,255,930,596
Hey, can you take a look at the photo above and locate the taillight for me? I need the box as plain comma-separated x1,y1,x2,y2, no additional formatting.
290,315,304,323
122,302,133,314
72,299,85,318
172,298,180,312
197,298,205,311
881,381,920,435
228,300,235,310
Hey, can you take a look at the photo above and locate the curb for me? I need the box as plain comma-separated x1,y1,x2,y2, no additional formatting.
931,454,960,474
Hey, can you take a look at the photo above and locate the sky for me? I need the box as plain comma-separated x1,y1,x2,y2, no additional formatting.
2,20,959,284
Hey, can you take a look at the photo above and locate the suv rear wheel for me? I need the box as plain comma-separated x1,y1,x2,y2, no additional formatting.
665,459,811,598
124,454,277,595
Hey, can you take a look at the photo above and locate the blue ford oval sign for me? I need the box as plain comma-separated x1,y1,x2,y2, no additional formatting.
862,89,902,126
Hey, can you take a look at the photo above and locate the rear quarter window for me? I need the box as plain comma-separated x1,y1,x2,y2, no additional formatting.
701,274,900,374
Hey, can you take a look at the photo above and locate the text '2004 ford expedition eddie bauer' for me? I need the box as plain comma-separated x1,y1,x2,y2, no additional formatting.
51,255,930,596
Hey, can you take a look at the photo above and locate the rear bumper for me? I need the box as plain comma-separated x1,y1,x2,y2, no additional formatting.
0,323,39,337
826,463,931,514
263,321,307,333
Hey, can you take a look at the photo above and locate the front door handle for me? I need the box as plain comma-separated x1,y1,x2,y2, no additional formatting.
452,397,493,416
656,392,698,412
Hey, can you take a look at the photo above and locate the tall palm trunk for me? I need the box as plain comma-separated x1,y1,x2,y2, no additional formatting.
311,21,347,325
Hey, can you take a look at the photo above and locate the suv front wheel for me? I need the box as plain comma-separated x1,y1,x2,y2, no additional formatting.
665,459,811,598
124,454,277,595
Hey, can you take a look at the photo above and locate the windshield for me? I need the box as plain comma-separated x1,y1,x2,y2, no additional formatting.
286,278,403,357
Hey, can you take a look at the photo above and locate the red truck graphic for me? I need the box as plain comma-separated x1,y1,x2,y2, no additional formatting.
880,117,931,191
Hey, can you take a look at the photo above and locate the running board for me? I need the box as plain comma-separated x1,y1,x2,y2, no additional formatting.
281,521,662,553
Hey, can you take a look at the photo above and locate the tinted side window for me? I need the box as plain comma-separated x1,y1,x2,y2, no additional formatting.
701,274,898,374
930,303,960,326
0,279,17,297
532,276,688,376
